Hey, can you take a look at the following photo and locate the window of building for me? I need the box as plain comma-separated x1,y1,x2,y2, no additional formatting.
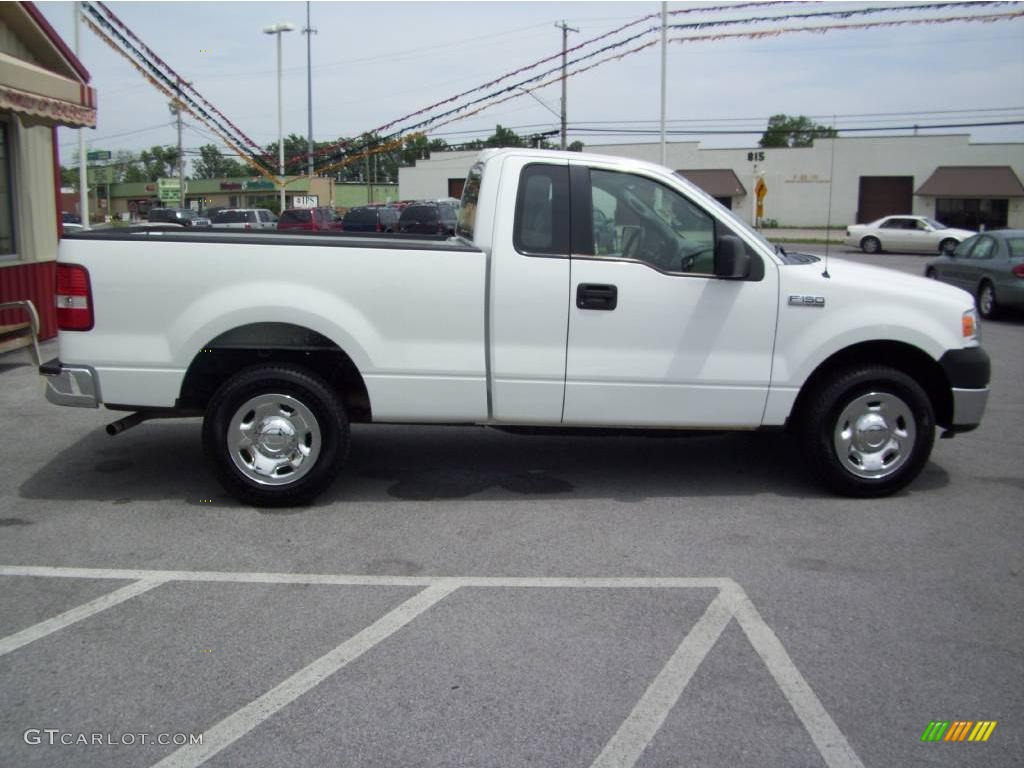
935,198,1009,230
0,120,16,258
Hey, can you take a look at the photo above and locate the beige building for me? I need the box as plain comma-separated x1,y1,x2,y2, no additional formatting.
399,134,1024,231
1,1,96,340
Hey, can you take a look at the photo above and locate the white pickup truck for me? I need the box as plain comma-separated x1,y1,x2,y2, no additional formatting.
43,148,990,505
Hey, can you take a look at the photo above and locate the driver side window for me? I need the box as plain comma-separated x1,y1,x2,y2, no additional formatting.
588,169,715,275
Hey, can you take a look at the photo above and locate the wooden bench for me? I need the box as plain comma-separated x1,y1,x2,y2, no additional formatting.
0,300,41,365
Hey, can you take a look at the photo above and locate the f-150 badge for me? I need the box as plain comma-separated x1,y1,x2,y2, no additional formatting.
788,295,826,307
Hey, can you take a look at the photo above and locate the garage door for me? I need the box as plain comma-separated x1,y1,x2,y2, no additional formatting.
448,178,465,199
857,176,913,223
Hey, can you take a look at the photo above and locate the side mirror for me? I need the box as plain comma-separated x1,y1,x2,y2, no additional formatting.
715,235,751,279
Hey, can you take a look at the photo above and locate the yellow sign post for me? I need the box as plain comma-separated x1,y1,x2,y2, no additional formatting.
755,177,768,222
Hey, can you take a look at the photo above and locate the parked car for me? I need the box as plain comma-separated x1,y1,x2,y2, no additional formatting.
277,207,336,232
398,201,458,236
925,229,1024,319
61,212,84,233
148,207,208,228
341,205,400,233
46,148,989,505
210,209,277,230
844,215,973,255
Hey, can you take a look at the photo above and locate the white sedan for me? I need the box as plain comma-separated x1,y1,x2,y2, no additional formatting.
844,216,974,254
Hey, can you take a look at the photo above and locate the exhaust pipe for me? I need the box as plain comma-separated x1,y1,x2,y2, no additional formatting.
106,412,155,435
106,409,202,436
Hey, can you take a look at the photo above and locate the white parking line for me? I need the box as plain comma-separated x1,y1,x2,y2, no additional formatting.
589,588,736,768
0,565,732,589
0,565,864,768
0,579,164,657
731,588,865,768
149,582,459,768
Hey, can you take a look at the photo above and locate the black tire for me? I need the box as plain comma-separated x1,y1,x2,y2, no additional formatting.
925,268,938,279
976,281,1000,320
797,365,934,497
860,236,881,254
939,238,957,255
202,365,349,507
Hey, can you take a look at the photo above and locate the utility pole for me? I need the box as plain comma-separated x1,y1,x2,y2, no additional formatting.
176,78,184,207
303,1,316,177
555,20,578,151
660,2,667,167
73,2,89,228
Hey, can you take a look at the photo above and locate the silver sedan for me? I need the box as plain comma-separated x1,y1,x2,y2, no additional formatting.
845,215,973,254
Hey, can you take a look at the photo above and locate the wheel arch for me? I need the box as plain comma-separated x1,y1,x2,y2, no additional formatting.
178,322,372,422
789,340,953,431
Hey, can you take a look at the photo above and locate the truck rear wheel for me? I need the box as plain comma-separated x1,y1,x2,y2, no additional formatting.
202,365,349,506
798,365,934,497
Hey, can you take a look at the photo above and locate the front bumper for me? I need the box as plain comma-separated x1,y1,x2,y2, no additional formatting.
40,358,100,408
939,348,990,432
950,387,989,431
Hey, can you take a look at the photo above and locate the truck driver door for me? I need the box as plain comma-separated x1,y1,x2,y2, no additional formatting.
562,165,779,428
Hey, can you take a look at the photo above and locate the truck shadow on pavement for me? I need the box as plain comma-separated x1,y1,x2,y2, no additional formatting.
18,421,950,506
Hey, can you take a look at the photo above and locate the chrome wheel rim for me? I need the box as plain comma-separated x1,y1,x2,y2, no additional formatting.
228,393,321,485
833,391,916,479
862,238,879,253
980,286,994,316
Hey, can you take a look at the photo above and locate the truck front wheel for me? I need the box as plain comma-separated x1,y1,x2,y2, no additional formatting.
202,365,349,506
798,366,934,497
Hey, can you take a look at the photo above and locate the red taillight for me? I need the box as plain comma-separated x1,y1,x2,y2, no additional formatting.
56,263,93,331
1013,263,1024,278
244,223,252,230
437,222,444,234
376,222,382,232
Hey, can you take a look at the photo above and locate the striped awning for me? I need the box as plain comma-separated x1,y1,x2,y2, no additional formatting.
0,51,96,128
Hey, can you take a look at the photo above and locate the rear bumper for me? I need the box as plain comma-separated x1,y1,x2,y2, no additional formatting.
40,358,100,408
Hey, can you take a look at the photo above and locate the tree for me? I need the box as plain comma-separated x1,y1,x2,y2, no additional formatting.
568,140,585,152
484,124,525,148
135,145,179,181
192,144,249,179
759,114,837,148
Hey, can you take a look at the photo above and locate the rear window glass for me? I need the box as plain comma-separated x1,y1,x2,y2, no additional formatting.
457,164,482,240
402,205,438,222
1007,238,1024,258
280,210,311,223
213,211,247,223
344,208,378,225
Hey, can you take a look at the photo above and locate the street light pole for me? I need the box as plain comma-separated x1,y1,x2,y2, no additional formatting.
660,2,667,167
263,22,295,211
303,2,316,177
73,2,89,229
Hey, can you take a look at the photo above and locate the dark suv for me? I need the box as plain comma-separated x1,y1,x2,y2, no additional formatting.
341,205,400,233
148,207,204,227
278,207,338,232
398,202,458,236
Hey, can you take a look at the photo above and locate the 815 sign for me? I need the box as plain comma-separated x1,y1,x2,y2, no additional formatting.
747,151,765,162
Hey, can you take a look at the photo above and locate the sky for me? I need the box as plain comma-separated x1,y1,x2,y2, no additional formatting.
37,0,1024,172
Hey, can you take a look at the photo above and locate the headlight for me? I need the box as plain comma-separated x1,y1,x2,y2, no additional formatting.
962,308,980,342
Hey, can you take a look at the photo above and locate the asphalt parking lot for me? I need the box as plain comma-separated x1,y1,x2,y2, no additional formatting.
1,247,1021,768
